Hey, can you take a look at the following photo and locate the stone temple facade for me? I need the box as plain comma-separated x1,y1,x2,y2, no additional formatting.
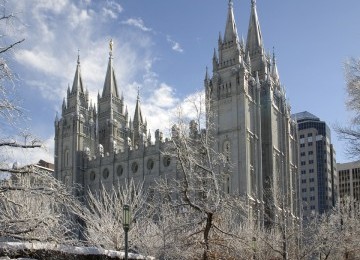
205,0,299,221
54,0,299,221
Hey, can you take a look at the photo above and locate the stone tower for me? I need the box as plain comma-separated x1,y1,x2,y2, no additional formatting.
205,0,299,222
54,55,97,189
97,49,127,154
55,44,151,193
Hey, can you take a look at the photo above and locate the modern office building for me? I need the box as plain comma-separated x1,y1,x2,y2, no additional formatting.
293,111,338,218
337,161,360,201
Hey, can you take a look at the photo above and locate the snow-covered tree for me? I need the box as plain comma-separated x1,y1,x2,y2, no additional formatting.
336,58,360,158
313,197,360,259
0,166,83,243
150,92,233,260
0,0,83,246
81,179,146,251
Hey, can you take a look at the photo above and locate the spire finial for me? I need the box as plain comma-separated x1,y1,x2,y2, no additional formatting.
109,39,113,56
229,0,233,7
251,0,256,7
77,49,80,64
137,85,140,100
272,46,276,63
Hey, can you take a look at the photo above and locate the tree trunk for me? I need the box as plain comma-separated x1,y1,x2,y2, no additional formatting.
202,212,213,260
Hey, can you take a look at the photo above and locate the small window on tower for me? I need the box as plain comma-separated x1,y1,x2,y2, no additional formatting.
147,159,154,170
117,165,123,177
103,168,109,179
90,171,96,181
223,140,231,163
64,149,69,167
163,156,171,167
132,162,138,173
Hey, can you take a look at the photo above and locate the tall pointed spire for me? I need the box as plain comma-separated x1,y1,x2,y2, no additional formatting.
102,39,119,98
71,51,84,94
212,48,218,71
271,48,280,82
246,0,263,56
224,0,239,43
133,86,143,128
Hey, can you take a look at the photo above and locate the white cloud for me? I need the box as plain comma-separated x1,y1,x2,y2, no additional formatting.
166,35,184,53
17,49,60,75
102,1,123,19
33,0,68,14
102,8,117,19
151,83,178,108
107,1,123,13
69,6,92,28
122,18,152,32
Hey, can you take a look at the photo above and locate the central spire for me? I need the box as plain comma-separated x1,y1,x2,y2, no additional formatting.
223,0,238,43
102,39,119,98
246,0,263,56
71,51,84,94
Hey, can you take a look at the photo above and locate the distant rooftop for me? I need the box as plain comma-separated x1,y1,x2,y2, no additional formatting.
292,111,320,123
37,159,54,170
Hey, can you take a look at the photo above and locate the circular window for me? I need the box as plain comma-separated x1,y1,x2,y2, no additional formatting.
163,156,171,167
90,171,96,181
131,162,138,173
117,165,123,177
103,168,109,179
147,159,154,170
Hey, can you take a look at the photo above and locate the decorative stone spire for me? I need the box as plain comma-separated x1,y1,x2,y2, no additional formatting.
129,117,133,130
246,0,263,56
224,0,239,43
204,66,209,81
212,48,218,71
55,111,59,123
133,87,144,129
255,71,260,88
240,34,245,51
71,53,84,94
246,52,251,69
271,49,280,82
132,87,146,147
102,39,119,98
218,32,223,45
62,98,66,110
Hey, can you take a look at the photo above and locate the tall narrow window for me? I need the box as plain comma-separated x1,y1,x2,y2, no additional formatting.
223,140,231,163
64,149,69,167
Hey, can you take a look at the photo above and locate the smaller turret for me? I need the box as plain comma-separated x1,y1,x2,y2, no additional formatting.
212,49,218,71
271,50,280,83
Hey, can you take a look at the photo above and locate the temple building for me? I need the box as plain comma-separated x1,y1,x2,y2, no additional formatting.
54,0,299,223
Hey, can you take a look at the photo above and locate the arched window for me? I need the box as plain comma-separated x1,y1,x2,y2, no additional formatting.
131,162,138,173
90,171,96,181
147,159,154,170
117,165,123,177
64,149,69,167
163,156,171,167
223,140,231,162
103,168,109,179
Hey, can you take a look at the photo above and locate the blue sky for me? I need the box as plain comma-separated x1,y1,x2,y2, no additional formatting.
5,0,360,164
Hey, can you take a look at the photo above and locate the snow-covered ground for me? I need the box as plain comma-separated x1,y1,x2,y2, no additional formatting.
0,242,154,260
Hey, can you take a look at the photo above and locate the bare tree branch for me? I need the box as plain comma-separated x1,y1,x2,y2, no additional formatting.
0,38,24,54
